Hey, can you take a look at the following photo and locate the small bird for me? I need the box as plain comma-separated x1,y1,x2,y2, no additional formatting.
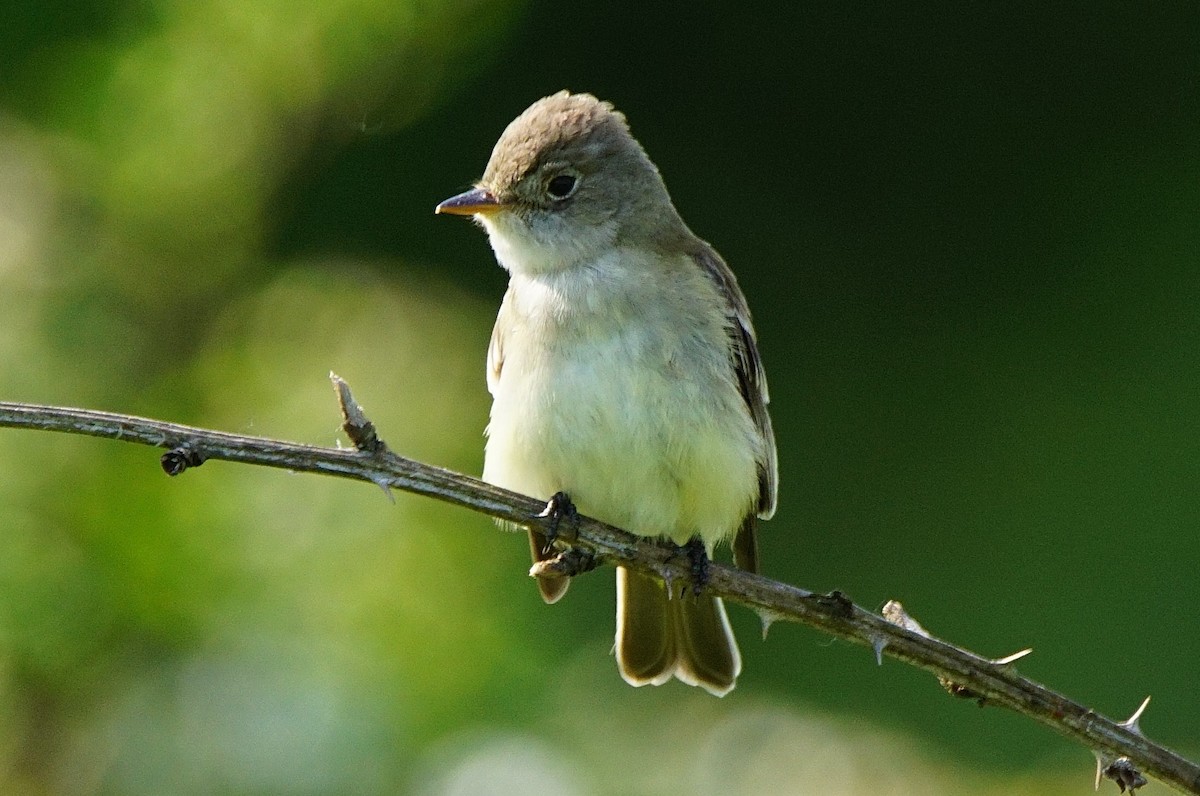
436,91,777,696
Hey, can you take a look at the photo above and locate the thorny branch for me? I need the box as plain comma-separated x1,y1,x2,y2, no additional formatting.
0,375,1196,795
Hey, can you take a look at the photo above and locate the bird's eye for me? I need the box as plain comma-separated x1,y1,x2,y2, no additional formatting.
547,174,578,200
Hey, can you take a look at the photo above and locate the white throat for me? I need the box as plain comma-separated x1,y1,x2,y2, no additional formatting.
480,211,618,277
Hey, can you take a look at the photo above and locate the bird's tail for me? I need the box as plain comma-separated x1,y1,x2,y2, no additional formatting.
615,566,741,696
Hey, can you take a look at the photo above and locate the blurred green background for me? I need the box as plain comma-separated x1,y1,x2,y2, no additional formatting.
1,2,1198,794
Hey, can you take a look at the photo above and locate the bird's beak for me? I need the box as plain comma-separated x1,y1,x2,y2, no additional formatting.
435,187,504,216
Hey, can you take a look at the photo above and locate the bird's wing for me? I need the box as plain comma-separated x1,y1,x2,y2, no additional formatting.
486,287,514,396
690,245,778,519
486,287,568,602
691,244,778,574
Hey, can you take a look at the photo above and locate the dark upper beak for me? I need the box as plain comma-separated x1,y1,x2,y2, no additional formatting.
435,187,503,216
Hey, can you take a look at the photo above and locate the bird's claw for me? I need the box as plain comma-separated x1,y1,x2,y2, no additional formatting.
535,491,579,554
681,538,710,597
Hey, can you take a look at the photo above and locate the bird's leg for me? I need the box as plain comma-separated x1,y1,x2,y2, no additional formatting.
534,491,579,554
683,537,710,597
529,492,596,581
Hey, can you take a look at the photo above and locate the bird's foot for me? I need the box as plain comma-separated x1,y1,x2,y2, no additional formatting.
534,491,579,554
530,546,599,580
681,537,710,597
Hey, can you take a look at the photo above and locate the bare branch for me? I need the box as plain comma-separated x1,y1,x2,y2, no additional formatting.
0,387,1196,795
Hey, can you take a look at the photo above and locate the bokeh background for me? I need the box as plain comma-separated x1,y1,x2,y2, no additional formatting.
2,2,1198,794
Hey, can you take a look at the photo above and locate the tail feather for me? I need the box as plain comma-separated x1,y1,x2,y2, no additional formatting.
614,567,675,685
672,588,740,696
615,566,740,696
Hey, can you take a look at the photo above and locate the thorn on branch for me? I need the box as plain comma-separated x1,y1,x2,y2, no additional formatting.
160,444,207,476
330,372,386,453
1120,696,1151,736
757,608,784,641
991,648,1034,667
872,636,887,666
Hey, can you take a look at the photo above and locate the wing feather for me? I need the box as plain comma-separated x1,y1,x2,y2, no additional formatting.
690,244,779,524
486,288,513,396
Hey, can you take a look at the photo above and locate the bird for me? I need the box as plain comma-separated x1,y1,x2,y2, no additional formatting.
436,91,777,696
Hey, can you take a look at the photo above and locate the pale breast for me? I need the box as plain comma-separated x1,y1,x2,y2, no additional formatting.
482,253,761,547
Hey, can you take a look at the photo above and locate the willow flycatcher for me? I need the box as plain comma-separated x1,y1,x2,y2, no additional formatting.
436,91,777,696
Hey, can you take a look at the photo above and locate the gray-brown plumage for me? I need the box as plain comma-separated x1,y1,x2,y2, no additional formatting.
437,91,777,695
